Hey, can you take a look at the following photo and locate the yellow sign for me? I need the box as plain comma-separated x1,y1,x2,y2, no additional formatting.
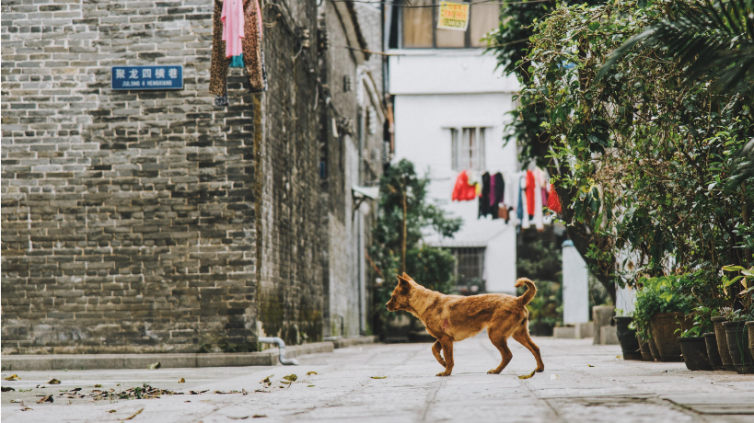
438,1,469,31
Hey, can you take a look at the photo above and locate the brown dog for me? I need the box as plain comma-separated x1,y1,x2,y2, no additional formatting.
386,273,545,377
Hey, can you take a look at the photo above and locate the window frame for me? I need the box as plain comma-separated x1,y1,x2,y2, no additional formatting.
399,0,498,49
451,126,487,172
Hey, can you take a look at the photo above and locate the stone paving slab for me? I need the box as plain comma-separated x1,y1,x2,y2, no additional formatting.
1,334,753,422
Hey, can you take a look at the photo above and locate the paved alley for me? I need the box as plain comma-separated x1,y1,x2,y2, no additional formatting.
2,334,754,423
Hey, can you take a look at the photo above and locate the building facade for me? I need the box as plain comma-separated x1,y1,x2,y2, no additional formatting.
385,2,520,294
1,0,384,354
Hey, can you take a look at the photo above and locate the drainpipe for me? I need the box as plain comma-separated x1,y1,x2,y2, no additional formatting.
258,337,299,365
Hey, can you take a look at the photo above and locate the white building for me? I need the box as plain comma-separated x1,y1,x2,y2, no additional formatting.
385,3,521,294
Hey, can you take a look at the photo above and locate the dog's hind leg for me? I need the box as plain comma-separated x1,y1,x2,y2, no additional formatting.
436,338,454,376
431,340,446,367
487,329,513,374
512,324,545,372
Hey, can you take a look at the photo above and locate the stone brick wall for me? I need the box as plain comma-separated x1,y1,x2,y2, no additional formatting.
1,0,329,353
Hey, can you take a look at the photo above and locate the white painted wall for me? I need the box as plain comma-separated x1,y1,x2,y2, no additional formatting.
562,241,590,324
389,50,520,294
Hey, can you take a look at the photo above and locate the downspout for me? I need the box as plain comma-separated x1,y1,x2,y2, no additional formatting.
258,337,299,365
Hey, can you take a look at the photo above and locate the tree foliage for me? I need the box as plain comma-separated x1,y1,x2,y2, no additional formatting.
369,159,462,331
517,0,753,306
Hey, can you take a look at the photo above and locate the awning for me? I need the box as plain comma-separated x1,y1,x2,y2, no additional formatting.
352,186,379,200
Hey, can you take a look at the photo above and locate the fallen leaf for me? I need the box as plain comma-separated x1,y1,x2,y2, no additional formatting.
94,384,102,388
253,415,267,418
5,374,20,381
18,389,32,392
260,375,273,387
518,371,536,380
587,364,595,367
124,408,144,420
37,395,54,404
307,385,315,387
2,386,15,392
242,389,248,396
616,355,622,359
48,378,61,385
282,374,297,382
370,376,387,379
35,385,45,389
148,362,161,370
107,410,117,413
20,407,32,411
228,417,249,420
10,399,23,403
306,371,317,376
178,378,185,384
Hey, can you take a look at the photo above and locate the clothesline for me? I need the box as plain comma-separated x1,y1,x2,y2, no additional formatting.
325,0,553,8
452,168,561,230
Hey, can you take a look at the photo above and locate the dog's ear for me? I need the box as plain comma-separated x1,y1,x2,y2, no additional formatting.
396,274,411,289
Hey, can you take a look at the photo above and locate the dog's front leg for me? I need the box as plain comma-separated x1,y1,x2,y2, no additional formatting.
436,339,454,376
431,340,446,367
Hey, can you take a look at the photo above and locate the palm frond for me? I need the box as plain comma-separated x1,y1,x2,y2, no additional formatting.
595,0,754,96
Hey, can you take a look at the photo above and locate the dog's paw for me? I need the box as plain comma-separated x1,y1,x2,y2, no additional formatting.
535,367,545,373
435,371,451,377
487,369,501,375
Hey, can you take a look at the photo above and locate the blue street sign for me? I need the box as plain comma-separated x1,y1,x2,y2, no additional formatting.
111,65,183,90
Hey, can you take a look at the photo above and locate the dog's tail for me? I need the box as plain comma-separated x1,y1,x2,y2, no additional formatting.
515,278,537,305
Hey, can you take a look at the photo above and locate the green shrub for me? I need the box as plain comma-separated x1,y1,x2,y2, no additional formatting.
633,275,695,340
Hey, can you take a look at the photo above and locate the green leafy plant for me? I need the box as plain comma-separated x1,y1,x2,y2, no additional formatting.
634,275,695,340
722,265,754,314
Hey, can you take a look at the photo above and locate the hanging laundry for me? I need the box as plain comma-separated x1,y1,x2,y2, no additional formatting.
452,171,477,201
210,0,267,99
519,176,530,229
490,172,505,220
526,170,536,218
489,174,497,219
222,0,245,58
230,53,244,68
533,170,544,231
242,0,267,92
478,172,491,218
210,0,230,100
547,184,562,213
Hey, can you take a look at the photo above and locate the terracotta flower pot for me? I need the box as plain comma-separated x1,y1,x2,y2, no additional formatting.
678,337,713,371
650,312,692,362
614,316,642,360
703,332,725,370
711,316,736,371
723,321,754,374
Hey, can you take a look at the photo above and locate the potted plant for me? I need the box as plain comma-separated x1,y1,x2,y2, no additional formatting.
677,306,714,371
635,275,693,362
633,281,661,361
711,307,736,371
721,266,754,374
614,310,642,360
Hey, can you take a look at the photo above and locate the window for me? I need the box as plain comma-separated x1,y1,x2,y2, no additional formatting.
449,247,486,293
401,1,500,48
451,127,486,171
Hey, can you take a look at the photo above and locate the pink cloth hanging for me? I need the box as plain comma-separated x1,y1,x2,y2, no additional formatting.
221,0,245,58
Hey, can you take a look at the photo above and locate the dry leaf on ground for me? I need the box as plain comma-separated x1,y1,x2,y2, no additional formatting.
370,376,386,379
306,371,317,376
147,362,161,370
36,395,54,404
307,385,315,387
94,384,102,388
2,387,15,392
20,407,32,411
107,410,117,413
252,415,267,418
518,371,536,380
48,379,61,384
5,374,20,381
282,374,297,382
178,378,185,383
587,364,595,367
124,408,144,420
